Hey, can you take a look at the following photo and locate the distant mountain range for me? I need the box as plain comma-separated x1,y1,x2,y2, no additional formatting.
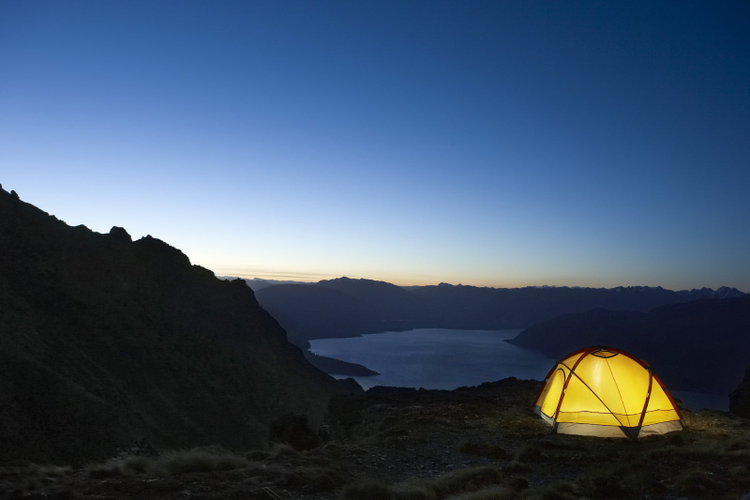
508,295,750,395
0,187,345,463
241,276,745,347
220,277,318,292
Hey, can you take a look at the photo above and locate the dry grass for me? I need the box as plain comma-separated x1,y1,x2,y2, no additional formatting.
86,447,251,477
270,442,300,459
342,466,506,500
520,481,578,500
340,479,394,500
447,485,516,500
503,461,532,473
576,464,637,499
30,464,72,477
420,466,504,497
158,448,250,474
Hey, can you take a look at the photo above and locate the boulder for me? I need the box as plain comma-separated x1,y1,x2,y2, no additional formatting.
729,367,750,418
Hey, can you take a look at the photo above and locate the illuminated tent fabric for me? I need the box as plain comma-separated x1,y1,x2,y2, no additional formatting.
534,346,684,439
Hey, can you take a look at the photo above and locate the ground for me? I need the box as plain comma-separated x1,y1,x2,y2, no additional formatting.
2,378,749,500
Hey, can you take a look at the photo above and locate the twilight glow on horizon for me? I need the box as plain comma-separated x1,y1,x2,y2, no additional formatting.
2,1,749,291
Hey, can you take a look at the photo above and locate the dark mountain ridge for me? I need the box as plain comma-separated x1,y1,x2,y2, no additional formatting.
508,295,750,395
0,187,344,464
253,276,744,347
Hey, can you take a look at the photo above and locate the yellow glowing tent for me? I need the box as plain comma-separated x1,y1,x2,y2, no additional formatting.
534,346,684,439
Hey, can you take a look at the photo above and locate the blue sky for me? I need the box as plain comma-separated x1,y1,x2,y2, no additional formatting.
2,1,749,290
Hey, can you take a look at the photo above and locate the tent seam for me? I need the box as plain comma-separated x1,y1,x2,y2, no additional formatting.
605,357,631,427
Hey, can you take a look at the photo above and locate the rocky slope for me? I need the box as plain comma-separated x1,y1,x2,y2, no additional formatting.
0,187,344,464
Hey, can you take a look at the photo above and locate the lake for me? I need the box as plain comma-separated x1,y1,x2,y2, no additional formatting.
309,328,729,412
310,328,548,389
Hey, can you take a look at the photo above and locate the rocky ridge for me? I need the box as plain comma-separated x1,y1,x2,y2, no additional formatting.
0,186,345,464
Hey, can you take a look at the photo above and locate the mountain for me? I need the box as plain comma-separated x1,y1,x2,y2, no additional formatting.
508,295,750,395
256,284,384,346
0,187,345,464
253,277,744,347
221,277,317,292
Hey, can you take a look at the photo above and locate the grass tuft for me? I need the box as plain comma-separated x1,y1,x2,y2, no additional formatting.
30,464,72,477
404,466,504,499
446,485,516,500
577,465,635,499
270,443,300,459
503,476,528,491
86,447,250,477
158,448,250,474
521,481,578,500
391,485,437,500
675,467,727,497
340,479,393,500
503,461,532,473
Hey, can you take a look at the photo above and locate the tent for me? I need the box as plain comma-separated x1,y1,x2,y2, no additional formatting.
534,346,684,439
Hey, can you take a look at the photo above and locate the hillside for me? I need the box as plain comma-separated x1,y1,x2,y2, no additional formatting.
1,378,749,500
253,277,745,347
0,187,345,464
508,296,750,394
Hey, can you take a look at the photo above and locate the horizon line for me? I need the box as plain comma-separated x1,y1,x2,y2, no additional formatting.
212,270,744,294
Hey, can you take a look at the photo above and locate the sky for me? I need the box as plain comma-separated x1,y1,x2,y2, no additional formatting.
1,1,749,291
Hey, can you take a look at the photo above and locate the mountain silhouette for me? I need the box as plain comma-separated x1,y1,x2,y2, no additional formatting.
253,277,744,347
508,295,750,395
0,187,345,463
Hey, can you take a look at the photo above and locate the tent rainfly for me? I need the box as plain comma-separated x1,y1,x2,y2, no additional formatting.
534,346,684,439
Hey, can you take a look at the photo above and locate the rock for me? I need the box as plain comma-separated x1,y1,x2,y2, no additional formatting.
269,414,320,451
108,226,132,242
729,367,750,417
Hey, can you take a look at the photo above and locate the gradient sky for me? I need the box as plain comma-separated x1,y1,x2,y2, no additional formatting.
2,1,749,290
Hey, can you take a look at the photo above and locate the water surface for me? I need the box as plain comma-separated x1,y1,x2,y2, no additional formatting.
310,328,550,390
310,328,729,411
